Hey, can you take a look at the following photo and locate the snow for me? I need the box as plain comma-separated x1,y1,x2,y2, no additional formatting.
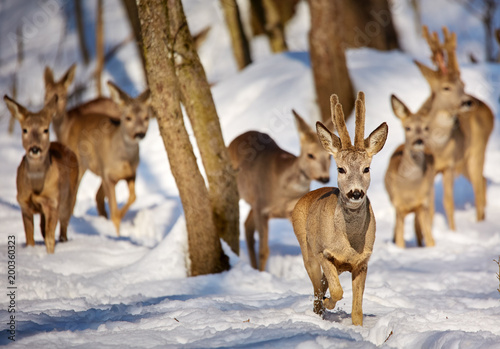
1,0,500,348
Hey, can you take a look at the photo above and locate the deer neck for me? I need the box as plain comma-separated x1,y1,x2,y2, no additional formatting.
338,196,368,252
284,155,311,195
25,153,51,194
399,145,426,180
115,126,139,159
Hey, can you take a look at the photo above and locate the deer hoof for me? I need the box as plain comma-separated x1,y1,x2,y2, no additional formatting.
323,297,337,310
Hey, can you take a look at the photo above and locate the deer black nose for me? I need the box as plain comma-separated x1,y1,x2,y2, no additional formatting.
347,189,364,201
318,177,330,184
413,139,424,146
30,146,41,155
134,132,146,140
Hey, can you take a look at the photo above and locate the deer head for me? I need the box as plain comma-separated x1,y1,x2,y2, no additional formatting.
292,110,331,184
44,64,76,117
414,26,468,114
107,81,152,145
391,95,431,153
316,92,388,209
4,94,58,164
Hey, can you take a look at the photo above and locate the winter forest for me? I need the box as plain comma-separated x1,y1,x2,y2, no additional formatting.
0,0,500,348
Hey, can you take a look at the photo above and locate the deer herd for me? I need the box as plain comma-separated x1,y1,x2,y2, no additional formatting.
4,26,494,325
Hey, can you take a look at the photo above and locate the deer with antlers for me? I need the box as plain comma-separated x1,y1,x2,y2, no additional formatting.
4,95,79,254
292,93,388,325
413,26,494,230
228,111,331,271
385,95,436,248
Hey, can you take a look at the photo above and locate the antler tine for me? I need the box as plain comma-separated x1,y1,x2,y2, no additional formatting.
354,95,365,149
442,26,460,74
334,102,352,149
422,25,442,65
330,94,339,130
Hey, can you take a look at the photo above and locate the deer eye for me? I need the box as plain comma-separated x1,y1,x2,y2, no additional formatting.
338,167,346,174
22,129,27,134
307,153,315,160
424,126,429,131
405,127,411,132
43,129,49,134
443,86,451,91
363,167,370,173
126,116,132,122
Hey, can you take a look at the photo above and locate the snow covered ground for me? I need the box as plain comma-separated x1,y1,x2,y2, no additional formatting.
1,0,499,348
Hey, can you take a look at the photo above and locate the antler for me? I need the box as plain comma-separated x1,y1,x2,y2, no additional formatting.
329,92,367,150
354,91,365,149
422,25,459,76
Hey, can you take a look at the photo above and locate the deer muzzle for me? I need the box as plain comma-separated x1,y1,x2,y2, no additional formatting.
29,146,42,156
347,189,365,201
317,176,330,184
134,132,146,140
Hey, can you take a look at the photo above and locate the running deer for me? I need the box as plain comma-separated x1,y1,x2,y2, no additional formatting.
414,26,494,230
62,81,151,234
44,65,120,143
228,111,331,271
292,93,388,326
4,95,79,254
385,95,435,248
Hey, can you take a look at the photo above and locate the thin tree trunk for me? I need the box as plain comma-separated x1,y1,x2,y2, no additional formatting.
95,0,104,96
75,0,90,65
168,0,240,254
137,0,230,276
262,0,287,52
220,0,252,70
121,0,147,81
309,0,355,124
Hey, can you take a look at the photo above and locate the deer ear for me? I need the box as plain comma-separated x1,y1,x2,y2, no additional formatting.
292,109,313,136
139,89,151,105
390,95,412,121
62,64,76,88
107,81,130,106
44,66,54,85
4,95,28,123
316,121,341,156
364,122,388,157
414,60,439,84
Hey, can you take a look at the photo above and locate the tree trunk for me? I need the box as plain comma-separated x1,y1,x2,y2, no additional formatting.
220,0,252,70
309,0,355,124
137,0,230,276
250,0,287,53
120,0,147,80
95,0,104,96
168,0,241,254
75,0,90,65
342,0,399,51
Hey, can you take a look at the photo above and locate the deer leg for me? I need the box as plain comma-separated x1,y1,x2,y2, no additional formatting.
319,255,343,311
442,168,456,231
351,264,367,326
40,212,47,239
102,178,120,235
467,153,487,222
257,216,270,272
96,183,108,218
417,207,435,247
21,211,35,247
244,209,257,269
393,209,405,248
414,212,424,247
41,204,58,254
119,178,136,219
301,243,326,315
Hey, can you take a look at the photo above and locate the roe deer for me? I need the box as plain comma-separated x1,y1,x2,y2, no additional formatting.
228,111,331,271
43,65,76,140
414,26,494,230
62,81,151,234
292,92,388,326
44,65,121,143
4,95,79,254
385,95,435,248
